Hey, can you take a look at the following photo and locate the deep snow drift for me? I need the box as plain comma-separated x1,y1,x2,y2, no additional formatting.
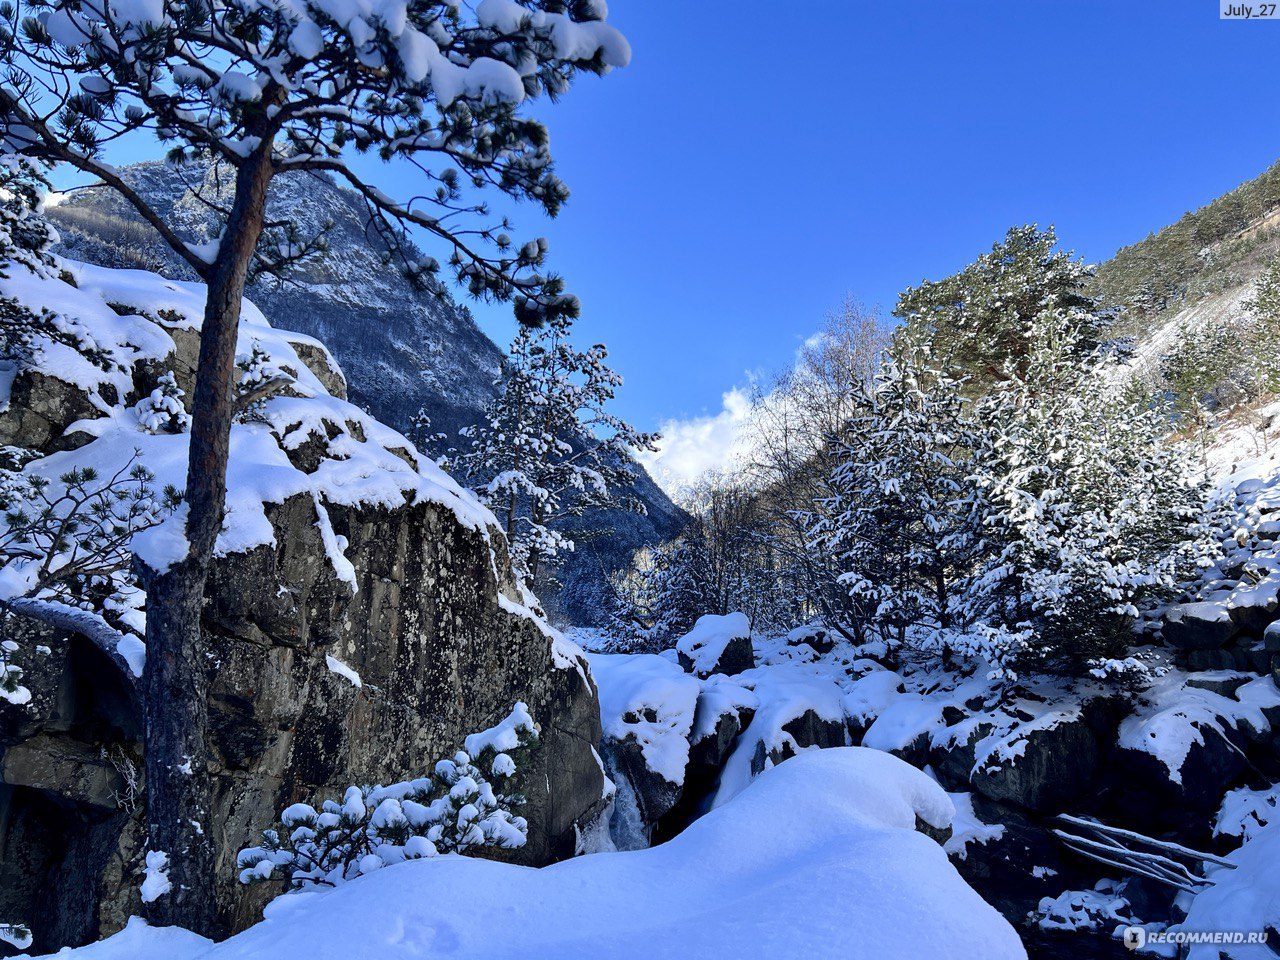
23,749,1025,960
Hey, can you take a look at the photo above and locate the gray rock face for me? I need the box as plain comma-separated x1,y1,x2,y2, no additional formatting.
968,715,1100,813
0,296,607,951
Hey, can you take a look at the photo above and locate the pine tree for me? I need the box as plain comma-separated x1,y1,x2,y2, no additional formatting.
1159,320,1252,437
1245,255,1280,392
2,0,631,932
971,314,1218,675
608,538,703,650
443,313,658,586
805,333,986,646
895,225,1111,392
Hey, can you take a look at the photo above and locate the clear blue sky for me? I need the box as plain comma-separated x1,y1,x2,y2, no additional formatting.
461,0,1280,437
58,1,1280,441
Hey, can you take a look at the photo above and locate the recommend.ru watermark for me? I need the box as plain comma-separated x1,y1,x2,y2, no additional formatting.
1221,1,1280,18
1123,926,1269,951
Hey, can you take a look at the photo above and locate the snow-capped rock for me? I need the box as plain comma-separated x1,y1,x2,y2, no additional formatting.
0,253,607,948
675,612,755,678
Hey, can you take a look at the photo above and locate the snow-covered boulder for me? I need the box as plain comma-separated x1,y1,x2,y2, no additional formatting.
1172,818,1280,959
0,259,607,948
36,749,1026,960
1114,672,1280,809
675,613,755,678
586,653,700,843
968,708,1103,813
709,664,849,809
1163,602,1242,650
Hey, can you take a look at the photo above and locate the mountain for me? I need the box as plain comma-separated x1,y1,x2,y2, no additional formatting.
1092,158,1280,383
48,160,684,623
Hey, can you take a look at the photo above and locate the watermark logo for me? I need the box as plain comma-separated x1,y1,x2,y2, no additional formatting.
1123,926,1269,951
1221,2,1280,18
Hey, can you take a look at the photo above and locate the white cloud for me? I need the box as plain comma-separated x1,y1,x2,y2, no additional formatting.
637,387,755,498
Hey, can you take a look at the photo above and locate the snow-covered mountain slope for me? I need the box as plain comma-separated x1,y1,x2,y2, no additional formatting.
27,748,1026,960
50,160,503,440
47,161,685,623
1095,158,1280,387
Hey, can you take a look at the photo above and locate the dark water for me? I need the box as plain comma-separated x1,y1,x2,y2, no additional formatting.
1022,928,1137,959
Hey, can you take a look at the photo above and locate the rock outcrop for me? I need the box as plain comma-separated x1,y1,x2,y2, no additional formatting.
0,258,606,952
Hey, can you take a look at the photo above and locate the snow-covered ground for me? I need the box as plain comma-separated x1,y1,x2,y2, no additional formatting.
24,749,1025,960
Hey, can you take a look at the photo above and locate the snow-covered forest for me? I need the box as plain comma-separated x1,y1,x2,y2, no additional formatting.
0,2,1279,959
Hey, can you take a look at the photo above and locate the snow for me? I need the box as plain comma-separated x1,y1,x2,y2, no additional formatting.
1034,880,1134,933
1214,782,1280,841
841,668,903,726
1118,672,1280,783
862,691,946,753
710,663,849,808
462,701,536,757
138,851,171,904
1173,819,1280,959
942,790,1006,861
35,749,1023,960
587,653,701,784
324,655,361,688
674,612,750,676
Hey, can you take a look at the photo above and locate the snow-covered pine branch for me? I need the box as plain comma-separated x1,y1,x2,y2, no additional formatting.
1,0,628,318
237,703,538,892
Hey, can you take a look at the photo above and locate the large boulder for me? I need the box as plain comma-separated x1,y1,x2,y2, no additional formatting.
968,710,1101,813
0,260,606,951
1162,602,1241,650
675,613,755,678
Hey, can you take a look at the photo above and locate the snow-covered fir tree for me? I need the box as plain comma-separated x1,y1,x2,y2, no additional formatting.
439,314,658,585
607,538,703,651
1158,320,1253,451
134,372,191,434
804,332,986,646
1245,254,1280,392
970,314,1220,675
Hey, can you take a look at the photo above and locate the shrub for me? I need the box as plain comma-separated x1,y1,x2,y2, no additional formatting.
237,704,538,891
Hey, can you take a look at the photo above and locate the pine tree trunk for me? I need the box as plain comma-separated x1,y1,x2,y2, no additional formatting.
141,148,273,937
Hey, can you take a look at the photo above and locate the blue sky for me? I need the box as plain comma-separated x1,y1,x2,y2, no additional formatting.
451,0,1280,481
54,2,1280,485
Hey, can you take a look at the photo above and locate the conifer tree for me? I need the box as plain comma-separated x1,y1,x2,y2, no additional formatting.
1245,255,1280,392
895,225,1110,391
2,0,630,931
443,313,658,586
805,332,985,645
971,315,1217,674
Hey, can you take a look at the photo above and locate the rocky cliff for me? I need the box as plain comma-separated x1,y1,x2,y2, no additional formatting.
0,255,607,952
